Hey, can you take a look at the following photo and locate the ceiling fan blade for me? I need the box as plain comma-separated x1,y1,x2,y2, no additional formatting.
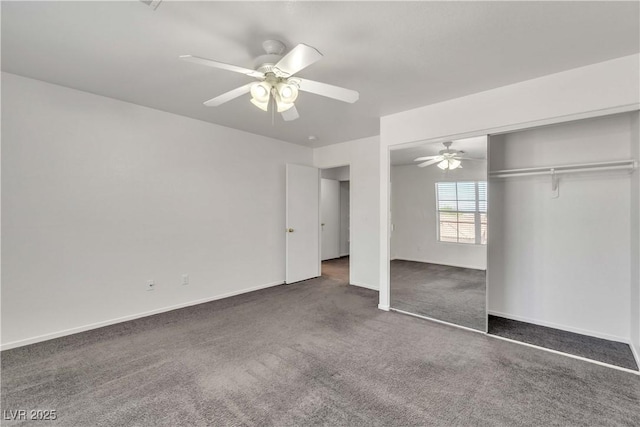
281,105,299,122
294,78,359,103
456,157,486,161
180,55,265,79
203,84,253,107
418,158,442,168
274,44,323,77
414,156,439,161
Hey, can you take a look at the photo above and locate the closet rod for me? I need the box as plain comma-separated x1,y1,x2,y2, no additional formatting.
489,160,637,179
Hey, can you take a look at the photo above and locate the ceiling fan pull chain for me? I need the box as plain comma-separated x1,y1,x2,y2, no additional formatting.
271,92,275,126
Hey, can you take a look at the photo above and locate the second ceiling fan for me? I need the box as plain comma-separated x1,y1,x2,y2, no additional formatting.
414,141,484,170
180,40,359,122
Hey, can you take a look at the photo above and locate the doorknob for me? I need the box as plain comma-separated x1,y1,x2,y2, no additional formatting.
321,223,325,226
287,228,294,233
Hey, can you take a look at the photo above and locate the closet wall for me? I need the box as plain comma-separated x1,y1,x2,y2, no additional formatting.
488,113,635,342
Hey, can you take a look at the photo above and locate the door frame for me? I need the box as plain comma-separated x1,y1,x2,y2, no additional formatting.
318,164,351,281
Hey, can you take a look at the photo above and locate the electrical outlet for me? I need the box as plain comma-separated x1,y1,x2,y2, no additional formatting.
181,274,189,286
146,280,155,291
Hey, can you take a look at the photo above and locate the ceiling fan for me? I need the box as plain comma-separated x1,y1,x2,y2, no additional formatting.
180,40,359,122
414,142,483,170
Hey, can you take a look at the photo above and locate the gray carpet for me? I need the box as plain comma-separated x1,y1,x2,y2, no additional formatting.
321,256,349,282
2,259,640,426
391,260,486,331
489,315,639,371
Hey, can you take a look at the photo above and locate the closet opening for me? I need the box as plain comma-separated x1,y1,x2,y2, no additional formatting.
487,112,639,372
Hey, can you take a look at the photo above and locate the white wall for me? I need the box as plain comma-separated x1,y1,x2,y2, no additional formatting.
314,136,380,290
381,55,639,148
321,166,350,181
340,181,350,256
1,73,313,348
631,112,640,359
488,114,633,342
379,54,640,310
391,160,487,270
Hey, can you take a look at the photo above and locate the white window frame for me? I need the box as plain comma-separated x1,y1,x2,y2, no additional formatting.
435,181,487,245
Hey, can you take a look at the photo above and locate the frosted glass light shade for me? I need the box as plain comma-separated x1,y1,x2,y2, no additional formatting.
438,159,462,170
276,82,299,103
276,100,295,112
250,98,269,112
250,82,271,102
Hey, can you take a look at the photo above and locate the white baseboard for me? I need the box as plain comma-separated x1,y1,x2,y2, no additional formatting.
393,257,486,271
488,310,629,344
1,280,284,351
378,304,390,311
351,281,379,291
339,252,349,257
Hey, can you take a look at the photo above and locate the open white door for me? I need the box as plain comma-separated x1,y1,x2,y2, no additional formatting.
286,164,320,283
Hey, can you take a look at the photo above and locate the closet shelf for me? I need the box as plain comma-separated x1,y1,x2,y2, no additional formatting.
489,160,637,179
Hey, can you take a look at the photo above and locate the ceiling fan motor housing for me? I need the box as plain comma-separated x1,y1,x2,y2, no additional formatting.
255,55,283,74
438,141,464,156
255,40,287,75
262,39,286,55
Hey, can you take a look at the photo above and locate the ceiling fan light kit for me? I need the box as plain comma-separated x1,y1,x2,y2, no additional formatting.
180,39,359,121
275,97,295,113
437,158,462,170
276,81,298,103
250,82,270,101
248,75,299,113
250,97,269,112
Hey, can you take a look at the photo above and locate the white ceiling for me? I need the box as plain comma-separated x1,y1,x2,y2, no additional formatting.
2,1,638,147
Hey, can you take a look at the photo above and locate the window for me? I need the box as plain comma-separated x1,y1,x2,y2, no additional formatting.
435,181,487,245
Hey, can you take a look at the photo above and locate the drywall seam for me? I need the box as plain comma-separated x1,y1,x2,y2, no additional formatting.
0,281,284,351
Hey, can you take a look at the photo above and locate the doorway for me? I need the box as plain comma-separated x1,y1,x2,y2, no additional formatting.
320,166,350,284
